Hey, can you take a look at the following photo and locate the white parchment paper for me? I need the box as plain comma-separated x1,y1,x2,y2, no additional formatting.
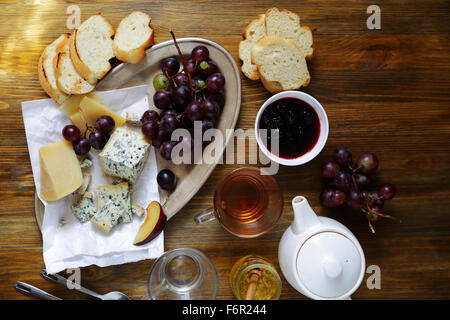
21,85,164,274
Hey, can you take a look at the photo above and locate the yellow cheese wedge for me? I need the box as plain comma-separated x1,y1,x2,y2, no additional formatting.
39,140,83,202
69,111,88,134
79,96,126,128
59,92,102,116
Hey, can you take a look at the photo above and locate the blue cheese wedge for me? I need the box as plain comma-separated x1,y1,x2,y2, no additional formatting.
99,127,150,184
91,202,124,233
72,192,96,223
95,183,132,223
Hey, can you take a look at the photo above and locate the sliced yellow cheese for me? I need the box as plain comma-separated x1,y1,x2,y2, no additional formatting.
59,91,102,116
69,111,88,134
79,96,126,128
39,140,83,202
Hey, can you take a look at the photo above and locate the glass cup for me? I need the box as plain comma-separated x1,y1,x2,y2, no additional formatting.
147,247,219,300
230,255,282,300
194,167,283,238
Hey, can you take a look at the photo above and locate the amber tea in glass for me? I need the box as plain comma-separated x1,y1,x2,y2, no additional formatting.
194,167,283,238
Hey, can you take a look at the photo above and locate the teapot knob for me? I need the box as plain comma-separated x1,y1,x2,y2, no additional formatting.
323,257,343,279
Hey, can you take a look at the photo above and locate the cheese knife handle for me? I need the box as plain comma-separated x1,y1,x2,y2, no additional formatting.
40,269,102,299
14,281,62,300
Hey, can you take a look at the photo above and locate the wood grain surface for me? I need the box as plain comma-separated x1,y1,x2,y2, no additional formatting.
0,0,449,300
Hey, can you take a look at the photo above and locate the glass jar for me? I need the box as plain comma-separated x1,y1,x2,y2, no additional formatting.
230,255,282,300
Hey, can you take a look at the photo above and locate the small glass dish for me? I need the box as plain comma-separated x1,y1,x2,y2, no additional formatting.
147,247,219,300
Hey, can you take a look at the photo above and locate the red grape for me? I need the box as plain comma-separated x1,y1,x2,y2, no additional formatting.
346,189,365,210
355,173,371,189
160,113,180,135
321,160,340,178
172,85,191,111
378,183,396,200
191,45,209,63
206,73,225,92
185,59,200,77
152,129,170,148
320,189,346,208
356,152,379,174
162,57,180,76
73,138,91,155
89,130,107,150
62,125,81,142
142,121,159,140
159,140,178,160
202,99,220,121
95,115,115,134
141,110,160,123
332,146,352,167
157,169,177,191
173,73,189,87
332,171,353,193
185,101,204,122
153,90,172,110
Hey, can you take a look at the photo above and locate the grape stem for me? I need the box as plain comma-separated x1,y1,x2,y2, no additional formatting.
170,30,194,95
351,174,358,190
362,207,401,222
366,215,376,234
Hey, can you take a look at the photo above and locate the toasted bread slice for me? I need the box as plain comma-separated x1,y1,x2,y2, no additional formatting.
113,11,154,64
38,34,71,104
264,8,314,59
238,14,265,80
55,40,95,95
251,35,310,94
70,14,115,84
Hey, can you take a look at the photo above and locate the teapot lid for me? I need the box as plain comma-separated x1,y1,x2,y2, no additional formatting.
296,231,364,299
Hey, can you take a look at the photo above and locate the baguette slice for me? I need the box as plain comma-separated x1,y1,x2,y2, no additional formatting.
113,11,154,64
238,14,265,80
55,41,95,95
70,14,115,84
265,8,314,59
38,34,71,104
251,35,310,94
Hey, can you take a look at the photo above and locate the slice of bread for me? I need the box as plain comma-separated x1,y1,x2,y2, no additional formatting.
113,11,154,64
238,14,265,80
70,14,115,84
55,40,95,95
38,34,71,104
264,8,314,59
251,35,310,94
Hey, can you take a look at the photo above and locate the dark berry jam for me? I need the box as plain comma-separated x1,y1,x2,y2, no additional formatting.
259,98,320,159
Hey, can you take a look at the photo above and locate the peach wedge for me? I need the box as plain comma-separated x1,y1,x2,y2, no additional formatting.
133,201,166,246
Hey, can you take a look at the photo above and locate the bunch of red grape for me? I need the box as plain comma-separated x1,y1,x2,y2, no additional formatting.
62,115,115,156
320,146,400,232
141,44,226,162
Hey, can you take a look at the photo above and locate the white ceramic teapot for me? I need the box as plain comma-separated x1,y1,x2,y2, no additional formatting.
279,196,366,300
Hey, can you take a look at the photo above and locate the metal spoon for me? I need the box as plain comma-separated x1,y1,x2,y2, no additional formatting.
14,281,62,300
40,269,130,300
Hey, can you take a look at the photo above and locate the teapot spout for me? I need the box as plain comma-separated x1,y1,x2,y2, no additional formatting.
291,196,321,235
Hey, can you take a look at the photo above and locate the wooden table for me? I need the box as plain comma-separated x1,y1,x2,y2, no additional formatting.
0,0,449,300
